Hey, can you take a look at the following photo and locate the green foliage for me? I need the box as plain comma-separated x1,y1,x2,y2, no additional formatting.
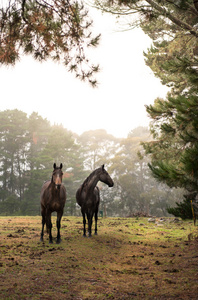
144,93,198,193
0,0,100,85
142,3,198,217
167,197,193,220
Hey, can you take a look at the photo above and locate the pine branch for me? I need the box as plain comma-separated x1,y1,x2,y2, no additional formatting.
146,0,198,37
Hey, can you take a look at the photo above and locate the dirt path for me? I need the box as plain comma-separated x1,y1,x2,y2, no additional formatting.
0,216,198,299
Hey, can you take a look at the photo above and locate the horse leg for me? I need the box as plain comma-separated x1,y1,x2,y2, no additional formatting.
82,209,86,237
40,210,46,242
46,211,53,243
56,211,63,244
94,208,98,235
87,212,93,237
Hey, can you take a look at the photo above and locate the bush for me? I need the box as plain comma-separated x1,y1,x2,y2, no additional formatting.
167,195,193,220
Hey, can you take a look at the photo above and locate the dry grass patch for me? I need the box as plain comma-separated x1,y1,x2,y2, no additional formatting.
0,216,198,299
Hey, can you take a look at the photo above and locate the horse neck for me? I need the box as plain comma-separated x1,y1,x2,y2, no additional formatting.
50,181,60,195
84,171,100,193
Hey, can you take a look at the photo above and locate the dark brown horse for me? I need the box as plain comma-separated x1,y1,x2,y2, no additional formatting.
76,164,114,237
40,163,66,243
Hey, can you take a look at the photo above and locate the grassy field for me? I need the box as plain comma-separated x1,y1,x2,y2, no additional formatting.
0,216,198,299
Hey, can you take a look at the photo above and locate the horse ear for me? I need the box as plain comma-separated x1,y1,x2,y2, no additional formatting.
53,163,56,169
102,164,105,171
60,163,63,170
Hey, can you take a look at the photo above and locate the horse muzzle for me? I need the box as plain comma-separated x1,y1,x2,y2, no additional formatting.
55,184,61,190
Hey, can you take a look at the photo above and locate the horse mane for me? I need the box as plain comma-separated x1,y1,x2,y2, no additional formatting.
81,167,101,189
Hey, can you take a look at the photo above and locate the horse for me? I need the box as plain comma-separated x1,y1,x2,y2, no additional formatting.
40,163,66,243
76,164,114,237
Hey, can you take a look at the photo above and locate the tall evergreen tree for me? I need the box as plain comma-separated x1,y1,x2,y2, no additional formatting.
21,112,51,215
0,109,28,214
95,0,198,217
78,129,119,170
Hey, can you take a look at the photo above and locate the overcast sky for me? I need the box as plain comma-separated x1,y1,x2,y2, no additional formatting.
0,7,169,138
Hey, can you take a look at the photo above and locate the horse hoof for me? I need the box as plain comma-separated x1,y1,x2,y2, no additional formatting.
49,240,53,244
94,232,98,235
56,239,61,244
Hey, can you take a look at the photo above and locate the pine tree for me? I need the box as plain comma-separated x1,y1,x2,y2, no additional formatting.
0,110,29,214
95,0,198,217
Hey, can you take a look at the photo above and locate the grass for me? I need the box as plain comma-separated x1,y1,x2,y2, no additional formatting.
0,216,198,299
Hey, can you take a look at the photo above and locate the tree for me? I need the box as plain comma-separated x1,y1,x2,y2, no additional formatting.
21,112,51,215
0,109,28,214
77,129,119,170
142,96,198,189
0,0,100,85
95,0,198,217
141,2,198,216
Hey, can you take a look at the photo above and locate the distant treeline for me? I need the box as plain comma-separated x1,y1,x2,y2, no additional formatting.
0,109,183,217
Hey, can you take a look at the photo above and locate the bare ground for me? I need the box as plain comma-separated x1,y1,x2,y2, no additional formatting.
0,216,198,299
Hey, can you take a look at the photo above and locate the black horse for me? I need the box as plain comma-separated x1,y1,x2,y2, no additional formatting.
40,163,66,243
76,164,114,237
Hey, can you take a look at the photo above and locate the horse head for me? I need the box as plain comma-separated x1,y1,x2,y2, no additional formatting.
51,163,63,190
99,164,114,187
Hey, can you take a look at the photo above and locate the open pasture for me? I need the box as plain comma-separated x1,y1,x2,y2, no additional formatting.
0,216,198,299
